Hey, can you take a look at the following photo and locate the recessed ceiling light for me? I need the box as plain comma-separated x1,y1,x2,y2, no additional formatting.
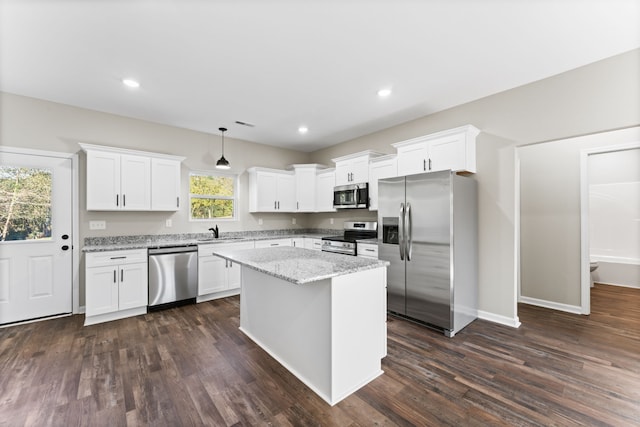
377,88,392,97
298,126,309,134
122,78,140,88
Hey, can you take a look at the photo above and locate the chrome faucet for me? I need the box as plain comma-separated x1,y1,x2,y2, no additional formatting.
208,225,219,239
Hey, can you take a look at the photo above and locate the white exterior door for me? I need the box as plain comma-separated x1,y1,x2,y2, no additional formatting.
0,151,73,324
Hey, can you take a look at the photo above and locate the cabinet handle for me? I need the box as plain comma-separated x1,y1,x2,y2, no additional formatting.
274,201,277,210
116,194,119,206
121,269,124,282
110,256,126,260
297,202,299,210
123,194,126,207
177,197,180,208
423,159,426,171
270,243,278,246
229,261,233,267
365,248,374,252
277,201,280,209
113,270,117,283
428,158,432,171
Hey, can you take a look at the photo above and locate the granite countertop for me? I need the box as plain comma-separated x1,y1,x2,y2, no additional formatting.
82,231,336,252
211,246,389,285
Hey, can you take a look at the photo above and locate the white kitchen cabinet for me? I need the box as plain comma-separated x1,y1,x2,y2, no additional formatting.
85,249,148,325
315,168,336,212
393,125,480,176
357,242,379,259
291,164,326,212
332,150,384,186
151,158,182,210
198,241,255,300
291,237,304,248
81,143,184,211
248,167,296,212
304,237,323,251
368,155,398,211
254,238,292,248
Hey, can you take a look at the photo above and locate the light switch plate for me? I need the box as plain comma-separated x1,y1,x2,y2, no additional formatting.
89,220,106,230
258,218,263,225
165,219,172,227
292,218,296,225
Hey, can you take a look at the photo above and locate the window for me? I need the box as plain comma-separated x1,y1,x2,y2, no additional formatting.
0,166,52,241
189,172,237,220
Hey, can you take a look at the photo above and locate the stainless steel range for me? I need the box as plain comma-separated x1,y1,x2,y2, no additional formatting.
321,221,377,256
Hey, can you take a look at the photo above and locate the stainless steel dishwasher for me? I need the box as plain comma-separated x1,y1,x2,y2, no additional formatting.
148,245,198,310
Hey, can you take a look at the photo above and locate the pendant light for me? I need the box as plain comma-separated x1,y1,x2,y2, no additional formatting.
216,127,230,170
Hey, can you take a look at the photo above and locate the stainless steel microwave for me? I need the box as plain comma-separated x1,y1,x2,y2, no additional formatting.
333,183,369,209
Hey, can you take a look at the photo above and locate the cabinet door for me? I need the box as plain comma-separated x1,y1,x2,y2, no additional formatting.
396,143,428,176
428,135,467,172
85,266,119,316
255,172,278,212
86,151,120,210
118,263,149,310
151,158,181,211
198,256,227,295
315,171,336,212
120,154,151,210
227,259,242,290
368,158,397,210
295,168,316,212
276,173,296,211
304,238,322,251
334,161,351,186
350,156,370,183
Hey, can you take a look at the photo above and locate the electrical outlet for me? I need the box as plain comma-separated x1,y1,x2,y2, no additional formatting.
292,218,296,225
165,219,172,227
89,220,106,230
258,218,263,225
330,218,334,225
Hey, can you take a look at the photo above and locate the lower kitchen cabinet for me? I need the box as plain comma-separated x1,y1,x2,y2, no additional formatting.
197,241,255,301
84,249,148,326
304,237,323,251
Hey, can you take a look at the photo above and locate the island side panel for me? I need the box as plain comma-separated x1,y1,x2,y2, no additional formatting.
330,267,387,402
239,267,333,403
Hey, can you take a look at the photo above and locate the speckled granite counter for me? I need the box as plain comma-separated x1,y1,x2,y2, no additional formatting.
212,246,388,284
82,230,337,252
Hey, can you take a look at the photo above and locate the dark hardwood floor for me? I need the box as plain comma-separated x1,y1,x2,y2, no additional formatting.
1,284,639,426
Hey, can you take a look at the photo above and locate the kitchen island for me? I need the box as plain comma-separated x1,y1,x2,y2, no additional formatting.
211,246,388,406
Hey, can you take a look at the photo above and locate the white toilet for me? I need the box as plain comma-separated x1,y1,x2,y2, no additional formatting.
590,260,599,287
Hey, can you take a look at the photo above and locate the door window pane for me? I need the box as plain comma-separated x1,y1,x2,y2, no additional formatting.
0,166,52,241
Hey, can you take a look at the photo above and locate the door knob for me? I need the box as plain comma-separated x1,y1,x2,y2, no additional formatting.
62,234,69,240
61,245,70,251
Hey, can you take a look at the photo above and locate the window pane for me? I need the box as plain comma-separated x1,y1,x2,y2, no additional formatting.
0,166,52,241
190,175,234,197
190,198,234,219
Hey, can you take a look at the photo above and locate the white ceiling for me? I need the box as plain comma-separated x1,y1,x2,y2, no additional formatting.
1,1,639,152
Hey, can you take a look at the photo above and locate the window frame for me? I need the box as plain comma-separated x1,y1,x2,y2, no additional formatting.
188,170,239,222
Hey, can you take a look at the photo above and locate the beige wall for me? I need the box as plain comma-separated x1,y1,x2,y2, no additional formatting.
0,92,312,240
309,48,640,322
2,48,638,321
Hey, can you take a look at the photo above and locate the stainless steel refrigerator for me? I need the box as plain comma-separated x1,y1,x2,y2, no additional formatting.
378,170,478,337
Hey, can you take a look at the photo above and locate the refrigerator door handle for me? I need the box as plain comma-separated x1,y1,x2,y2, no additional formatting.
406,202,412,261
399,202,405,260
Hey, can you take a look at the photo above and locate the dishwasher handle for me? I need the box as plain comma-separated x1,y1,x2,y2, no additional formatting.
148,245,197,255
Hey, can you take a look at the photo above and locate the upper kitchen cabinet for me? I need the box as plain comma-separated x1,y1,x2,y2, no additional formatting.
80,143,185,211
368,154,398,211
248,167,296,212
315,168,336,212
393,125,480,176
332,150,385,186
151,158,182,211
290,164,326,212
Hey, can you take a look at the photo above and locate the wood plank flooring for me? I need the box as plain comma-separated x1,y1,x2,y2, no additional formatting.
1,283,639,426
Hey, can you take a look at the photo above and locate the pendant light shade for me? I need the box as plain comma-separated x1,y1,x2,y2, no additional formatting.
216,127,230,170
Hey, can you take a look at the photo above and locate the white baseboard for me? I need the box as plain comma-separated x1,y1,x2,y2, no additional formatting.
518,296,582,314
77,305,86,314
477,310,521,328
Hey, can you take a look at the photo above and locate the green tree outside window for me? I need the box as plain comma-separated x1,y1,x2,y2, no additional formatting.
190,173,237,220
